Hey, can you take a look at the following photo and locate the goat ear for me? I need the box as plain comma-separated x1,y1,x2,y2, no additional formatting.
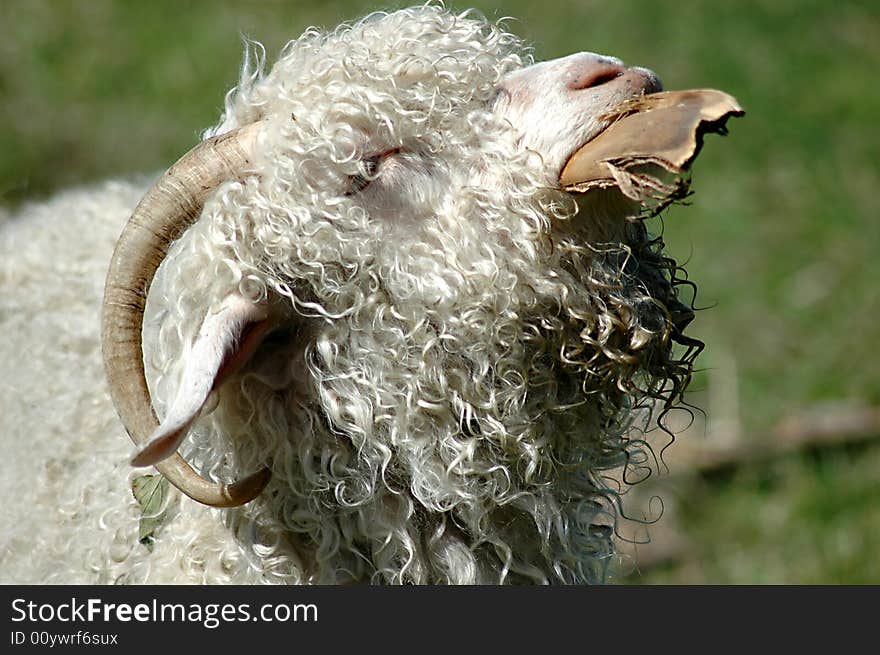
130,295,272,467
561,89,744,204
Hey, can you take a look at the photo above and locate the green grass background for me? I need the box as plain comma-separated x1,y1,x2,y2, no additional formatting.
3,0,878,583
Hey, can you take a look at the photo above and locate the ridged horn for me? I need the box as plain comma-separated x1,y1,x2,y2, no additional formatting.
101,122,271,508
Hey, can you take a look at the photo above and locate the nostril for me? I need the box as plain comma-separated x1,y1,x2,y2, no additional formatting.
590,71,623,88
568,63,625,91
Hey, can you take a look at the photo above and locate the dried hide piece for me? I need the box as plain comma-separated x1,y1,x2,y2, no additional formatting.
561,89,744,209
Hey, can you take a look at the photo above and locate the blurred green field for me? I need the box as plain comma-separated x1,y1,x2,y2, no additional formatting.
2,0,878,583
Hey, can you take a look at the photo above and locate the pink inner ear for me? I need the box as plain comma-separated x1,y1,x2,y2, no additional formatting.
130,296,271,467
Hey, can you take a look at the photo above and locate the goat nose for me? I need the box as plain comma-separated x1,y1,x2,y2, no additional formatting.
631,66,664,94
567,59,625,91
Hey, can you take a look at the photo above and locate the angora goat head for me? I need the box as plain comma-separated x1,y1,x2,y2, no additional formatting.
101,5,742,584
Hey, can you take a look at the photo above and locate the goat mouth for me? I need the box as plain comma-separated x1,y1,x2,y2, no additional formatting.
559,88,744,204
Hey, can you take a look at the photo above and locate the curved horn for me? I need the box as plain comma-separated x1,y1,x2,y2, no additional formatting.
102,122,271,508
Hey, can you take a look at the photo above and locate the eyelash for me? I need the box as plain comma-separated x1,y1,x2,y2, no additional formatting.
347,149,399,195
349,154,383,194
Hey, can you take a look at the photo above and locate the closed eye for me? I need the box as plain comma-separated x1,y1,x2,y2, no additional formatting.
347,149,398,195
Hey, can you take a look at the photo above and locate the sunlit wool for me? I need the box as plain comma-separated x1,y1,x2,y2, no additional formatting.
0,5,697,584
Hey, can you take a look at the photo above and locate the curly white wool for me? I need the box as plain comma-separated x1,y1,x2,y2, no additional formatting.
1,4,695,584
